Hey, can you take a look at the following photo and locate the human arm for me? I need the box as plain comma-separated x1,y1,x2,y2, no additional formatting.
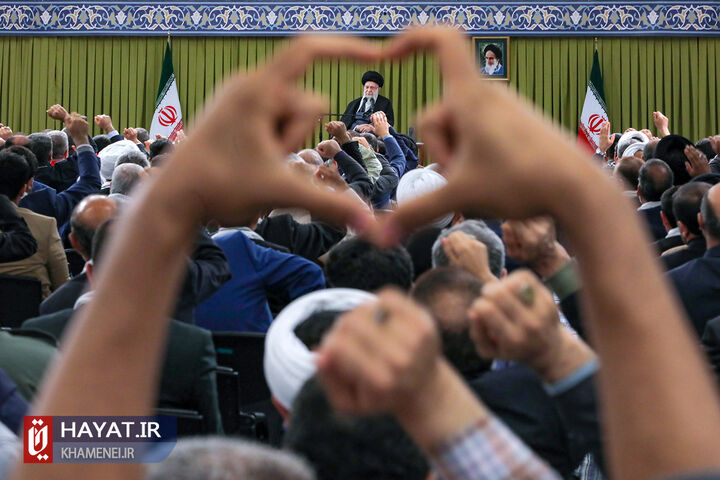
94,114,123,142
316,139,373,198
317,289,560,480
653,111,671,138
389,125,420,171
0,194,38,262
380,28,720,480
370,154,399,206
252,241,326,299
49,115,101,227
685,145,711,178
10,35,378,480
373,111,407,178
174,229,232,322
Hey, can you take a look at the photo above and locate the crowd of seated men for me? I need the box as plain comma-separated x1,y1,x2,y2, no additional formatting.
2,27,720,480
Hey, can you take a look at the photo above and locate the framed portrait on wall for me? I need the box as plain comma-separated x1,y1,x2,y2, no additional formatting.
473,37,510,81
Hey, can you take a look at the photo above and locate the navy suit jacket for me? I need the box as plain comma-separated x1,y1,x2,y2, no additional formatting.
638,205,667,241
471,366,602,478
663,236,706,271
702,316,720,386
20,146,102,232
38,230,231,323
669,245,720,336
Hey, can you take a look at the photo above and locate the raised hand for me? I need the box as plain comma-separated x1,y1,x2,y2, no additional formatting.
325,120,351,144
685,145,711,177
123,128,139,143
441,231,496,283
371,111,390,138
653,111,670,137
502,217,570,279
0,124,12,141
94,114,115,133
65,113,90,146
316,139,341,159
598,121,615,155
46,104,71,123
468,270,594,382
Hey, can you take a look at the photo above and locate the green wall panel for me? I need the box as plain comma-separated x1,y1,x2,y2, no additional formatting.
0,36,718,147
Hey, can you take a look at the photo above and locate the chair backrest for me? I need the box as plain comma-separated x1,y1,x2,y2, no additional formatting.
0,274,42,328
212,332,270,406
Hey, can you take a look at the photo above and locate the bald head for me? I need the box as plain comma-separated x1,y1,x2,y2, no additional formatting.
69,195,117,260
298,149,322,166
701,184,720,246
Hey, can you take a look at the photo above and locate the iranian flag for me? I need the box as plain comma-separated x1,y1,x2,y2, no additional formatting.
150,41,184,142
578,50,608,153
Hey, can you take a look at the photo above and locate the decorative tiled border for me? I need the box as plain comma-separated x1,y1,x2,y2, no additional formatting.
1,3,718,36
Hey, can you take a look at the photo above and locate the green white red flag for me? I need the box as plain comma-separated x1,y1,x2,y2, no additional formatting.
150,41,184,142
578,50,609,153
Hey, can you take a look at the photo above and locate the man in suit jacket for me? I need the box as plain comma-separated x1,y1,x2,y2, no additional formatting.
663,181,710,270
24,219,223,434
702,316,720,385
654,186,685,254
19,107,102,234
0,151,69,298
637,159,675,241
39,196,231,324
38,195,117,314
341,71,394,130
0,193,37,262
669,184,720,336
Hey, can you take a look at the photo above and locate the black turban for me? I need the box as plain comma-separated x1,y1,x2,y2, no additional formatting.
361,71,384,88
483,44,502,61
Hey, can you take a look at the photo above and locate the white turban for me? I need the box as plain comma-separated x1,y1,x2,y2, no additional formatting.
617,131,649,158
396,168,453,229
264,288,377,411
623,142,647,158
98,140,139,181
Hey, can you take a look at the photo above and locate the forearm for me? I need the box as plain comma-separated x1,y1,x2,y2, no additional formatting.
556,159,720,479
13,171,200,480
400,361,559,480
382,135,406,178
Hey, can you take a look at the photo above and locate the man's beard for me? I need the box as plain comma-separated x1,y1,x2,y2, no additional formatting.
485,62,500,74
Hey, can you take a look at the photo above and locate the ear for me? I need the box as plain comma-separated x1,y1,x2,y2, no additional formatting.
85,261,95,286
677,221,690,242
661,211,671,231
698,212,705,232
68,232,88,260
636,185,643,202
500,268,507,279
64,149,69,159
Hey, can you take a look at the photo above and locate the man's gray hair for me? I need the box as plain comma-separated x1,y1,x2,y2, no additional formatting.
110,163,145,195
145,437,315,480
432,220,505,278
135,127,150,143
115,149,149,168
47,130,69,159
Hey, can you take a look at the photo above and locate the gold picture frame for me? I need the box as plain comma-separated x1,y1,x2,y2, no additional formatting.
473,36,510,81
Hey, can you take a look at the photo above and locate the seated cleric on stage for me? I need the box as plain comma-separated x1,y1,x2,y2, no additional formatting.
341,70,394,130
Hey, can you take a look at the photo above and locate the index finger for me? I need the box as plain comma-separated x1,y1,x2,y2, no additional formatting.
268,34,381,83
383,27,478,90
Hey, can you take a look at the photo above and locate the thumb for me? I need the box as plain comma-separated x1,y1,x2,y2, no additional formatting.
375,184,460,247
